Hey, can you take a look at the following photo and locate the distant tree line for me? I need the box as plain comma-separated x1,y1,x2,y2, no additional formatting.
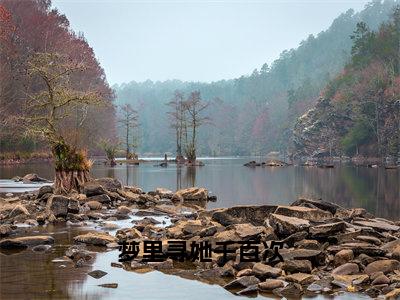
114,0,398,157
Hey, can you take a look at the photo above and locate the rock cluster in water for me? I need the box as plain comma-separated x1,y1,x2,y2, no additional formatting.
1,176,400,299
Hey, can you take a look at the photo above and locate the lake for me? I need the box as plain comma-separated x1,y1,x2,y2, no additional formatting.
0,157,398,299
1,157,399,219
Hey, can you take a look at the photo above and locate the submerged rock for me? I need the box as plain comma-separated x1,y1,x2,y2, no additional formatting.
88,270,108,279
98,283,118,288
0,235,54,249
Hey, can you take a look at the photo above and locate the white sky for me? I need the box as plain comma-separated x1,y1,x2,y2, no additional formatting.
52,0,370,84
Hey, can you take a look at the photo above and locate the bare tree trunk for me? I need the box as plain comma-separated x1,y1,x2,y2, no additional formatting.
54,169,90,194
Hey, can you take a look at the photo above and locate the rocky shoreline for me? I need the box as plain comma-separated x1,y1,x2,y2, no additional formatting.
1,177,400,299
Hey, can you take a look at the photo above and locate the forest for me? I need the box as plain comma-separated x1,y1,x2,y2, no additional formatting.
0,0,116,159
0,0,399,160
294,6,400,158
114,0,399,157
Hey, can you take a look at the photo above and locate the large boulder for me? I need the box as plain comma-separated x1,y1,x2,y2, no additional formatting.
274,206,332,221
290,198,341,215
353,220,400,232
268,213,310,236
309,221,346,237
231,223,266,240
46,195,70,217
22,173,49,183
155,188,173,199
74,232,117,246
82,182,106,197
280,249,325,266
0,235,54,249
116,228,142,241
212,205,277,226
172,187,208,202
93,178,122,192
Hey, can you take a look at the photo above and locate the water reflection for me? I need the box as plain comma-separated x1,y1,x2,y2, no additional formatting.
0,158,399,219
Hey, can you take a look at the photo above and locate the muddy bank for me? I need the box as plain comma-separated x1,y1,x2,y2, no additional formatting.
1,178,400,299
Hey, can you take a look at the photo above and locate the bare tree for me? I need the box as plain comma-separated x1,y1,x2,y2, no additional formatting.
118,104,139,159
184,91,210,163
98,138,120,166
166,90,187,161
17,52,107,194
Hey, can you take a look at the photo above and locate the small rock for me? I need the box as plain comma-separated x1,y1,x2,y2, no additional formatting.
155,188,173,199
372,274,390,285
294,239,320,250
37,185,54,198
281,260,312,274
111,262,123,268
117,206,131,215
334,249,354,266
172,187,208,202
273,282,303,298
365,260,400,275
224,276,260,289
285,273,318,285
102,222,119,230
331,263,359,275
0,224,14,236
385,288,400,299
258,279,285,291
32,244,52,252
86,194,111,204
98,283,118,288
252,262,282,279
116,228,142,241
88,270,108,279
236,284,258,295
86,201,103,210
236,269,253,277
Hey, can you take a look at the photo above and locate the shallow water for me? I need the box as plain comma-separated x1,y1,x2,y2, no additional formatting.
0,157,398,299
1,157,399,219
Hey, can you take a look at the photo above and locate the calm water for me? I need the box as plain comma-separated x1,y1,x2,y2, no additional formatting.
0,157,391,299
0,157,399,219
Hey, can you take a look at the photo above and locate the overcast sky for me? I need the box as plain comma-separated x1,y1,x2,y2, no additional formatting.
52,0,370,85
